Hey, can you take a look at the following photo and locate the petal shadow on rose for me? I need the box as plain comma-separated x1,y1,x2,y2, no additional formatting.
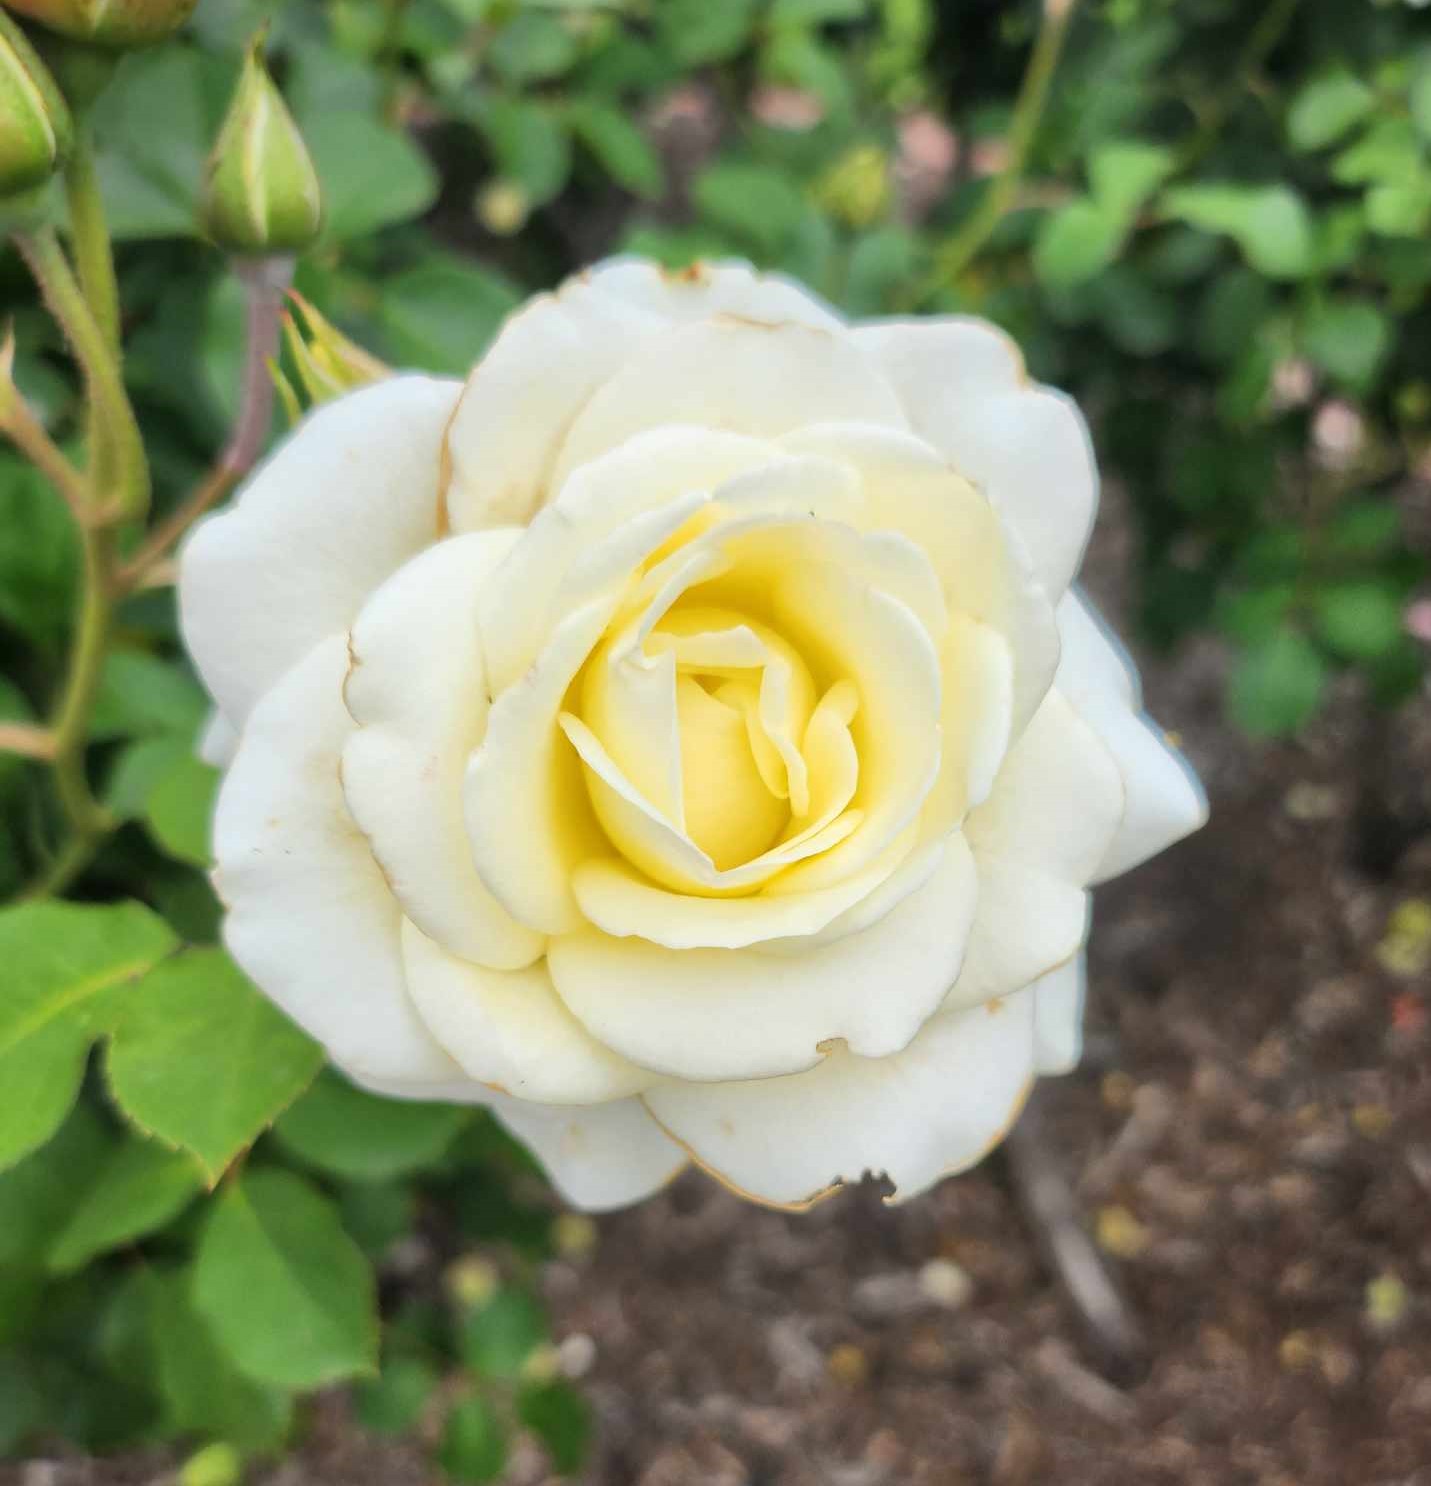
181,258,1207,1213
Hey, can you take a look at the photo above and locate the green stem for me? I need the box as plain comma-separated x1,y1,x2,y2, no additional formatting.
922,0,1080,297
64,123,121,352
14,227,148,519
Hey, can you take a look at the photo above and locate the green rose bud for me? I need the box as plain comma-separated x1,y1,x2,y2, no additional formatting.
0,10,73,198
2,0,197,48
201,34,323,256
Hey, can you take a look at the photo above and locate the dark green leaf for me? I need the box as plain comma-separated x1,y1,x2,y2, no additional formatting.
305,112,439,241
1313,580,1405,662
1287,69,1374,152
1087,140,1174,217
1033,198,1126,289
0,1102,111,1267
90,650,206,742
354,1355,439,1435
47,1136,202,1273
148,1267,293,1452
657,0,758,65
378,257,520,376
273,1068,470,1181
440,1395,508,1483
568,102,664,199
193,1168,377,1388
519,1380,592,1474
1227,627,1326,738
461,1289,546,1381
106,948,323,1182
693,163,805,255
479,98,572,205
1302,299,1391,393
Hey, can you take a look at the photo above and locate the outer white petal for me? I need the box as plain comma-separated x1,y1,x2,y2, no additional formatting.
1055,591,1208,882
400,921,650,1104
644,985,1035,1209
944,857,1088,1014
587,256,843,329
965,689,1123,883
854,319,1096,597
341,532,545,970
180,376,458,728
548,835,976,1082
212,636,459,1084
1033,954,1086,1075
444,258,844,534
551,317,908,492
488,1093,687,1213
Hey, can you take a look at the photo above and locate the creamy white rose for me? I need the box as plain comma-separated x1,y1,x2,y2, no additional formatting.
180,259,1206,1212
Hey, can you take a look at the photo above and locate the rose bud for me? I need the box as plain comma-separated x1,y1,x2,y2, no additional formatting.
0,10,73,199
3,0,197,48
201,34,322,257
180,260,1207,1213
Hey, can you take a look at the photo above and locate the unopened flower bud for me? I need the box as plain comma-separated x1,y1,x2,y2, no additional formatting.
201,34,322,256
0,11,73,198
3,0,197,49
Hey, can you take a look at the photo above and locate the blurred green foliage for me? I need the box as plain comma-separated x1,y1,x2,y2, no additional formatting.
1,0,1429,1477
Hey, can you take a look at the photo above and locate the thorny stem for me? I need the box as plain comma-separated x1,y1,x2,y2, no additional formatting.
118,254,290,591
13,226,148,520
64,123,121,352
0,377,91,520
917,0,1081,300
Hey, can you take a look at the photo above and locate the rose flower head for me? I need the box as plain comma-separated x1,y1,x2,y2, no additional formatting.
180,260,1206,1212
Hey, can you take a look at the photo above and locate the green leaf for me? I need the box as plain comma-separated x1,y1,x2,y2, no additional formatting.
489,11,580,83
0,1101,111,1267
47,1136,201,1273
518,1381,592,1474
461,1289,546,1381
273,1068,470,1180
338,1179,416,1259
479,97,572,205
843,225,919,315
770,0,868,23
90,650,207,741
354,1355,439,1435
1332,118,1421,186
657,0,757,65
1301,299,1391,393
304,111,439,241
568,102,664,199
1412,55,1431,143
1163,183,1314,279
1313,580,1405,662
440,1396,508,1484
106,735,192,820
378,257,520,377
1227,627,1326,738
148,1267,293,1452
1033,198,1126,289
693,163,805,255
0,453,79,651
193,1168,377,1388
107,949,323,1183
91,49,231,240
144,754,219,866
0,902,176,1172
1286,69,1374,152
1365,175,1431,238
1087,140,1174,218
